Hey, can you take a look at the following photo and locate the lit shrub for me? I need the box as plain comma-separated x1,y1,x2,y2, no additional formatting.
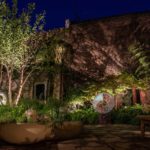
65,108,99,124
111,104,147,125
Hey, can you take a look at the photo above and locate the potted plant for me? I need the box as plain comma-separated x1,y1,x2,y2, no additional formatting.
0,99,83,144
0,100,54,144
45,100,83,140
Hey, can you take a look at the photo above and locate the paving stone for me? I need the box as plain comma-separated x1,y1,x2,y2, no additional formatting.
82,136,99,142
58,143,78,150
79,146,111,150
0,125,150,150
100,135,123,143
59,139,81,144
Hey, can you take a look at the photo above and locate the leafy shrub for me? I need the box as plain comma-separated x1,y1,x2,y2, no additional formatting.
0,99,52,123
65,108,99,124
45,98,67,123
111,104,149,125
19,99,44,111
0,105,15,123
0,98,66,124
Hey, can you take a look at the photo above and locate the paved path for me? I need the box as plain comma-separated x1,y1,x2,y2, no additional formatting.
0,124,150,150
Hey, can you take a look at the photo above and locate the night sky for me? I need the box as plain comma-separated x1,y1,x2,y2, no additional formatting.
17,0,150,30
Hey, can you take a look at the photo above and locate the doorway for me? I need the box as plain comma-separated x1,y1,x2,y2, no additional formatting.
34,83,46,100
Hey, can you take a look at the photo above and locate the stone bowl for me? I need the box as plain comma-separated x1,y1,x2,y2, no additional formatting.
0,123,53,144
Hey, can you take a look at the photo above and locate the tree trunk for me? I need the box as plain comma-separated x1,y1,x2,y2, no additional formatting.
53,73,61,100
0,65,3,87
15,84,23,105
132,87,137,105
8,72,13,106
140,90,146,105
15,69,24,105
15,69,32,105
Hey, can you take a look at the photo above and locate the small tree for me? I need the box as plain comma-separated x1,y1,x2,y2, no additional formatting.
0,0,45,105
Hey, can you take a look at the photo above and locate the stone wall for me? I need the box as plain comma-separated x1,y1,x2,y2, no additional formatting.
62,13,150,104
64,13,150,81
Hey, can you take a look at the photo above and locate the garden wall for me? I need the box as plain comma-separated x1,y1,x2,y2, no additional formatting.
63,12,150,104
65,13,150,81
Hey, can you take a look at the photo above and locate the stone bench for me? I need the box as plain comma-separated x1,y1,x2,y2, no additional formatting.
137,115,150,137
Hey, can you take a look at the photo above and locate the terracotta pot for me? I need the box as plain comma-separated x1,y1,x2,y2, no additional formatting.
53,121,83,140
0,123,53,144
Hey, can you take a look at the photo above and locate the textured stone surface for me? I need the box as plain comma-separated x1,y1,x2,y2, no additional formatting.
0,124,150,150
64,13,150,81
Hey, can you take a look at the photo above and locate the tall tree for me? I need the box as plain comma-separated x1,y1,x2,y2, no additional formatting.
0,0,45,105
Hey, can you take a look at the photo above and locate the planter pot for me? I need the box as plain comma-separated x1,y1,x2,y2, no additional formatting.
53,121,83,140
0,123,53,144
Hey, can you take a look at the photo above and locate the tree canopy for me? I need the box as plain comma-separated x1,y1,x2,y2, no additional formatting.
0,0,45,105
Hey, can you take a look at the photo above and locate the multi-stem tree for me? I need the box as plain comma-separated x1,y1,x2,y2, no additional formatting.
0,0,45,105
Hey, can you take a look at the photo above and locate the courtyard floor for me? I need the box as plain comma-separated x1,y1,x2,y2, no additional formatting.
0,124,150,150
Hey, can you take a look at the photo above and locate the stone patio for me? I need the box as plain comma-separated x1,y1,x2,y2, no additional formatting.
0,124,150,150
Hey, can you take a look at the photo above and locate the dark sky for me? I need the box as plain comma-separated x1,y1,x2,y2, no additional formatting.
17,0,150,30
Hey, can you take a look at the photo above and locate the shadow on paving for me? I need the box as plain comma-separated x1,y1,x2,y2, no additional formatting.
0,124,150,150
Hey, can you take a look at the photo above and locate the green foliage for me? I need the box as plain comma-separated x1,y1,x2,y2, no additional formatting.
0,0,45,105
0,105,15,123
0,0,45,69
37,34,72,75
19,98,65,123
19,99,44,111
129,42,150,79
111,104,150,125
100,73,149,93
0,99,51,123
64,73,148,106
65,108,99,124
46,98,66,123
0,104,27,123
